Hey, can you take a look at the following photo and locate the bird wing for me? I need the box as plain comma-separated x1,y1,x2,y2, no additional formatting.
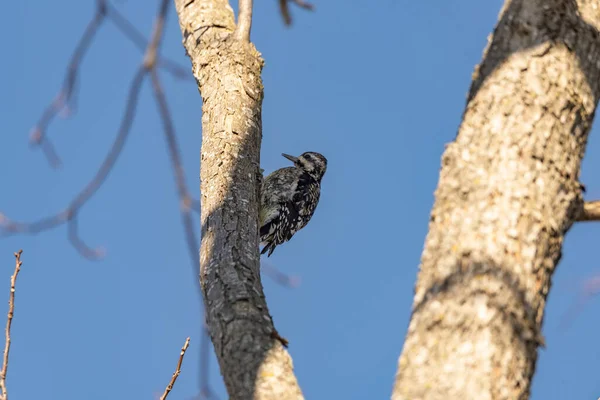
260,167,301,225
291,172,319,218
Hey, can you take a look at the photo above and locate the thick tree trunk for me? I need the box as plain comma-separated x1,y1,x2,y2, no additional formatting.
392,1,600,399
173,1,303,398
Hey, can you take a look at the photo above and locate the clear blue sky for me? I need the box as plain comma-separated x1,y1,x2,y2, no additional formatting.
2,1,600,399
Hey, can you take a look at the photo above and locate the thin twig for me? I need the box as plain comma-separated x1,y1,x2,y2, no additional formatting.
1,68,147,259
143,0,170,70
150,69,200,281
278,0,314,26
29,0,108,167
1,0,177,259
576,200,600,221
234,0,253,41
262,263,301,288
2,2,216,395
0,250,24,400
29,0,191,167
160,337,191,400
559,275,600,331
105,3,192,80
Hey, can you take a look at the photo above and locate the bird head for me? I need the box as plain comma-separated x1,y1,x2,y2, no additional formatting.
282,152,328,181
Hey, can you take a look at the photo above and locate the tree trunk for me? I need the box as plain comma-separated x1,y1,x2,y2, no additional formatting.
173,1,303,398
392,1,600,399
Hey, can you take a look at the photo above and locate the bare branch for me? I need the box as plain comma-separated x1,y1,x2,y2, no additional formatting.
576,200,600,222
0,250,24,400
143,0,171,70
104,3,192,81
29,0,191,167
1,0,178,260
234,0,253,42
149,69,200,278
392,2,600,398
1,67,146,259
29,0,108,167
262,263,301,288
278,0,314,26
175,0,304,396
559,276,600,331
4,2,221,395
67,214,106,260
160,337,191,400
2,1,225,398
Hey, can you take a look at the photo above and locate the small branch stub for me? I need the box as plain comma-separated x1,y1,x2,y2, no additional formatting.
576,200,600,222
234,0,253,41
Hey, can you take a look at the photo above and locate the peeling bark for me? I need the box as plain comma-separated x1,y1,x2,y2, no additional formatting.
173,1,303,398
392,1,600,399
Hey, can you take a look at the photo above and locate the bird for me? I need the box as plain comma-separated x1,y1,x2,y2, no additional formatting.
259,151,327,257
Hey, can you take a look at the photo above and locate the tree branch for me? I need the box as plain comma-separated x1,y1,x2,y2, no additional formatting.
29,0,107,167
0,1,249,396
261,263,301,288
29,0,191,167
105,2,192,80
4,2,301,397
143,0,170,69
234,0,253,41
1,0,177,261
575,200,600,221
160,337,191,400
0,250,23,400
149,68,201,282
174,0,304,398
278,0,314,26
1,67,146,260
392,1,600,399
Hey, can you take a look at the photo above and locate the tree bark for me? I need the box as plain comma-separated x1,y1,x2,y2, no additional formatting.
173,1,303,398
392,1,600,399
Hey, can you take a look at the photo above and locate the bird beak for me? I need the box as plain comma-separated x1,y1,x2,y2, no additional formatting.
282,153,298,163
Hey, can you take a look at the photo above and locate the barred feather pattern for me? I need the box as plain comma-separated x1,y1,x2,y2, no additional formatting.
259,152,326,256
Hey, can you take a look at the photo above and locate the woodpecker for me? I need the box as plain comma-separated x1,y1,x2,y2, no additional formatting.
260,151,327,257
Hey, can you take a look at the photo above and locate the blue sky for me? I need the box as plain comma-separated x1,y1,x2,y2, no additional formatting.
2,1,600,399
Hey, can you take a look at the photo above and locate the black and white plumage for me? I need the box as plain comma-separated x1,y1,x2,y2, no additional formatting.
259,152,327,257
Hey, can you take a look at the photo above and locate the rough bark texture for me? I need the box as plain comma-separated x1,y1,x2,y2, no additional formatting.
173,1,303,399
392,1,600,399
